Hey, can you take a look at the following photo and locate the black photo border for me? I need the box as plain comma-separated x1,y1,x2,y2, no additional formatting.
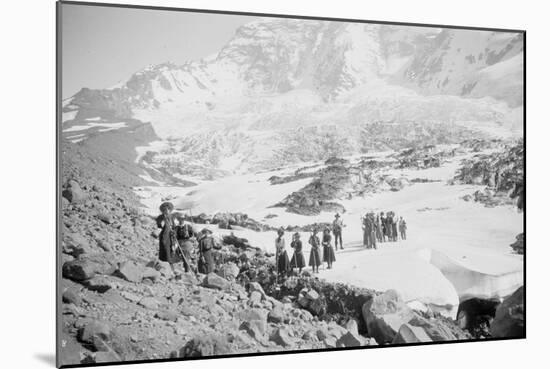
56,1,527,367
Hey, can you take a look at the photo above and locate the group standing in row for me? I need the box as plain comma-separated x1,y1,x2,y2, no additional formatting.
275,227,336,276
157,201,408,279
362,211,407,249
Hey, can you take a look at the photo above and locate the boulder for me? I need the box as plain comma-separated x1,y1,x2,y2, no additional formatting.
138,297,160,310
62,181,88,203
510,233,524,255
297,295,310,308
491,286,525,338
336,331,363,347
270,327,294,347
268,305,285,324
218,262,240,281
408,315,466,341
62,253,117,281
392,324,432,344
147,260,174,279
155,310,179,322
63,233,94,257
316,328,329,341
249,291,262,306
78,320,112,346
308,298,326,316
345,319,359,335
95,239,112,252
240,320,266,340
305,289,320,300
84,276,113,293
362,289,415,344
238,308,268,336
115,261,144,283
170,335,230,358
62,289,82,305
202,273,230,291
324,337,337,348
142,267,161,283
90,351,121,363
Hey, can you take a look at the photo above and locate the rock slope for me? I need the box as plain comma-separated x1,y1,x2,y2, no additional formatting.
59,140,475,366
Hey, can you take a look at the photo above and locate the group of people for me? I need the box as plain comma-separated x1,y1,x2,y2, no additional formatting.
156,201,408,279
275,226,337,276
156,201,217,275
361,211,407,249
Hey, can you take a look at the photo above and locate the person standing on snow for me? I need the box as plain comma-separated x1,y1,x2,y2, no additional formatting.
308,228,322,274
332,213,344,250
380,212,388,242
375,214,383,243
399,216,407,240
290,232,306,274
322,227,336,269
392,213,399,241
275,228,290,277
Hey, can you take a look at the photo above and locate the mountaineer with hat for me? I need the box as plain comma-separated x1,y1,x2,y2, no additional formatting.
322,227,336,269
308,228,322,274
275,227,290,277
155,202,183,268
332,213,344,250
197,228,216,274
290,232,306,274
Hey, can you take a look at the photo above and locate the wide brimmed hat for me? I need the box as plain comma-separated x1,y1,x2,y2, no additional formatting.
201,228,212,234
159,202,174,213
277,227,285,235
293,232,300,238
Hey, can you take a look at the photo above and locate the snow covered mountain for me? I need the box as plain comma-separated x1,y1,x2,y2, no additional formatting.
62,18,524,178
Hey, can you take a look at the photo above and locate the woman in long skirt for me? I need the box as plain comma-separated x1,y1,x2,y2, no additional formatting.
290,232,306,274
156,202,182,268
275,228,290,277
308,229,322,273
322,228,336,269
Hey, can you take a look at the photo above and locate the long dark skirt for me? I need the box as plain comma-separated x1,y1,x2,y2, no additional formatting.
290,251,306,269
198,250,214,274
309,247,322,267
277,250,291,275
323,245,336,263
159,230,182,264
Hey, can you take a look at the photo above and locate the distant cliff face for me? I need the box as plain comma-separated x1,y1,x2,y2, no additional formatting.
62,18,523,177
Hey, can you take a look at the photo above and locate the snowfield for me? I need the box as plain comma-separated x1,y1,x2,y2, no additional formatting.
134,150,523,318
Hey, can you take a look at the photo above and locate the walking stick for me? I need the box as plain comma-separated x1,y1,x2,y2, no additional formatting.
275,248,279,284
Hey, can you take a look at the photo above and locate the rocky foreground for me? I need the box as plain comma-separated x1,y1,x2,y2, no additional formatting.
59,140,524,366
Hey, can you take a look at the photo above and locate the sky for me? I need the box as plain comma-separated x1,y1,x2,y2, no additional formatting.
61,3,257,98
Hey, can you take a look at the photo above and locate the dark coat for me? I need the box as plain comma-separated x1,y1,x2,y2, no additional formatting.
290,240,306,268
198,235,215,274
156,213,182,264
322,233,336,263
275,237,290,274
308,235,322,267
